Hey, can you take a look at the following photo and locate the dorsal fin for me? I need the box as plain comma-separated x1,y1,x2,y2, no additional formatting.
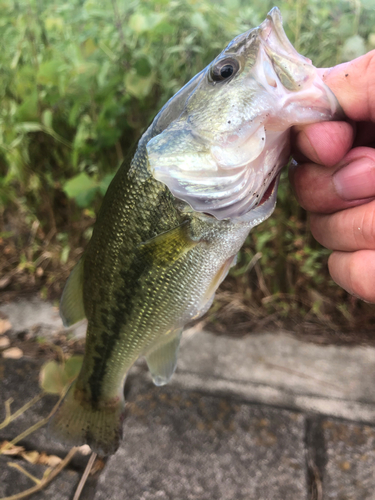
60,257,86,327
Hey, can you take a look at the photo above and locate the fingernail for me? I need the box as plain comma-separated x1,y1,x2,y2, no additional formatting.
333,158,375,200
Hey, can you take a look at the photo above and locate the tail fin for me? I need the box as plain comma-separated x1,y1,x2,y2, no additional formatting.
49,382,124,456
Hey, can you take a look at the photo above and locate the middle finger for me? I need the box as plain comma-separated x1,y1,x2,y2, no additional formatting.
310,200,375,252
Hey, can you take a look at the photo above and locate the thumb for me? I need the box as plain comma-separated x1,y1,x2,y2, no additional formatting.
320,50,375,122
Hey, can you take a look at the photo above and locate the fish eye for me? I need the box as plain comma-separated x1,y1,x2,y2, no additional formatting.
210,58,240,82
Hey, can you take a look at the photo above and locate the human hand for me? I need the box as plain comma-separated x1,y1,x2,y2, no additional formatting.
290,50,375,303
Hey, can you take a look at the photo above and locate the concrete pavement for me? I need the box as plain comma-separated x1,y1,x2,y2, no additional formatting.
1,298,375,499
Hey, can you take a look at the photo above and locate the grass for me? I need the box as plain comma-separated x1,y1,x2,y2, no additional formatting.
1,0,375,342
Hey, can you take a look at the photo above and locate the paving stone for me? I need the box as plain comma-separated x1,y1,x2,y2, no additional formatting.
94,379,308,500
0,455,80,499
179,330,375,402
0,358,89,467
0,358,66,453
0,297,87,339
3,300,375,499
322,419,375,499
173,330,375,423
0,298,62,336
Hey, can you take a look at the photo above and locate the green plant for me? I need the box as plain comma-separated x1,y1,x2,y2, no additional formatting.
1,0,375,332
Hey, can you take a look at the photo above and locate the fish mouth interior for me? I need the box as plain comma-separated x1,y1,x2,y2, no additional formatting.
257,175,278,207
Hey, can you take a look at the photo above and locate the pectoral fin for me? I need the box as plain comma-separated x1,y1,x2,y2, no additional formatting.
60,257,86,327
138,220,197,267
145,327,183,386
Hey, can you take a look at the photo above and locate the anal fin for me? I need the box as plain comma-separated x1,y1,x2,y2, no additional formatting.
145,328,183,386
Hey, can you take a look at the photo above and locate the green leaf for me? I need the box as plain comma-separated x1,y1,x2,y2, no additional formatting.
152,21,175,36
125,71,155,99
64,356,84,381
82,38,97,57
60,245,70,264
39,360,66,395
190,12,208,33
63,172,97,199
129,12,165,33
368,33,375,50
45,17,64,32
42,109,53,129
361,0,375,10
39,356,83,395
75,186,99,207
15,93,39,122
134,57,152,77
99,173,115,195
37,60,62,86
14,122,43,133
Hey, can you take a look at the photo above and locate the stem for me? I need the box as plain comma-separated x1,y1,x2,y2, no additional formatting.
294,0,303,52
72,452,97,500
0,394,44,431
0,389,67,456
353,0,361,36
0,447,78,500
111,0,125,45
6,463,42,485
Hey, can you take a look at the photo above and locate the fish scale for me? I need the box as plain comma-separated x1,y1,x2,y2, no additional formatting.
51,8,341,455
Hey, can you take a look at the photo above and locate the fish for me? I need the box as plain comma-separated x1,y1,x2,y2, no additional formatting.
50,7,341,455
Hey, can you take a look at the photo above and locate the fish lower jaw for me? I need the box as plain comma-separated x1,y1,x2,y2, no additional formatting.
257,175,278,207
282,79,340,124
235,171,281,227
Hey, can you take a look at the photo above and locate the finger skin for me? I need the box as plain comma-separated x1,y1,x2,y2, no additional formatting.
292,121,354,167
310,200,375,252
289,147,375,214
292,51,375,166
329,250,375,303
289,51,375,303
320,51,375,123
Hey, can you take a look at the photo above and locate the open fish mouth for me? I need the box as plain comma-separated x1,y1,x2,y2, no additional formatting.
147,7,341,221
257,174,279,207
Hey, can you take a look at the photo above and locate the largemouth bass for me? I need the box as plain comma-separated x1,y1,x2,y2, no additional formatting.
51,8,340,455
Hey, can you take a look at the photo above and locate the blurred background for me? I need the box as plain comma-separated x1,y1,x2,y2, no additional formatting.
0,0,374,342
